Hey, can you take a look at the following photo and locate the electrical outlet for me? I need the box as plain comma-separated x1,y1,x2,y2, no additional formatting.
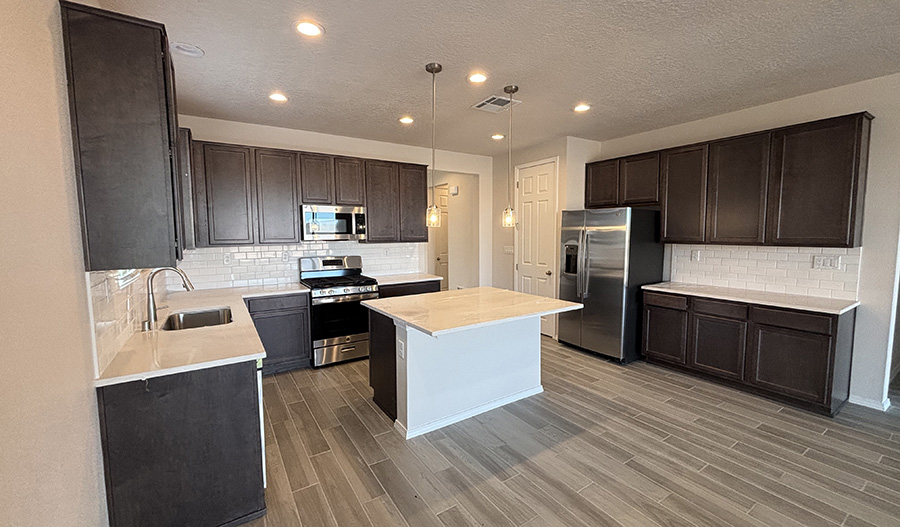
383,248,390,257
813,255,842,270
281,251,291,263
504,246,514,255
397,340,405,359
691,250,701,262
223,253,233,265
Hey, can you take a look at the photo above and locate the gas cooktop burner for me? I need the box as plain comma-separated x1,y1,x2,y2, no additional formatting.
301,275,378,298
299,255,379,299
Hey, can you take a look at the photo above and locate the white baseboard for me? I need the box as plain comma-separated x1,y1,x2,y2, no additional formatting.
402,385,543,439
848,395,891,412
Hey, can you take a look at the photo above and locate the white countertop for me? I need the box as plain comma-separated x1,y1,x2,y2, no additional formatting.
96,284,310,387
373,273,443,286
362,286,582,336
642,282,859,315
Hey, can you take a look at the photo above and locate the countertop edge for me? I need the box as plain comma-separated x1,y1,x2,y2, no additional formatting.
94,352,264,388
363,302,583,336
641,283,860,315
373,273,444,286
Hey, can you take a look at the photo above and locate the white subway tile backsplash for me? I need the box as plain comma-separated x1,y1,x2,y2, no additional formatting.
169,241,425,291
669,244,861,300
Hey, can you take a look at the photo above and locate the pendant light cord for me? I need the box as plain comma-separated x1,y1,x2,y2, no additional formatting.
431,68,436,208
507,89,512,208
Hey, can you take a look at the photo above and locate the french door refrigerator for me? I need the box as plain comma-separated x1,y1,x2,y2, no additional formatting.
558,208,664,362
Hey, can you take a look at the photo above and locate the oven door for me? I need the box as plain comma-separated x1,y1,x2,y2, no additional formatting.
310,293,377,347
302,205,364,241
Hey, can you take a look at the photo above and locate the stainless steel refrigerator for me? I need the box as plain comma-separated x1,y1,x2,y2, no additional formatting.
558,208,664,362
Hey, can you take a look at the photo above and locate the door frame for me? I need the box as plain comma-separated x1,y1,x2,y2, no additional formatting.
513,156,561,337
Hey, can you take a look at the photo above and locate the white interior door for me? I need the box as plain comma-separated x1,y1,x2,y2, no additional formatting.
435,185,449,290
515,159,558,336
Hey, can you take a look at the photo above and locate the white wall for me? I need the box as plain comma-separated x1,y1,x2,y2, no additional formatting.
429,172,480,290
179,116,494,286
1,0,108,524
599,73,900,410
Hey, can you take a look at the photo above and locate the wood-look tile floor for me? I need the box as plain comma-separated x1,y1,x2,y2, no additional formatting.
248,337,900,527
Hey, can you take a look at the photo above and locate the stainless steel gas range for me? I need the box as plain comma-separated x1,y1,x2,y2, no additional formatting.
299,256,378,367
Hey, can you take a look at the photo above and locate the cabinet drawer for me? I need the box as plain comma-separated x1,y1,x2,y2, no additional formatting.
378,281,441,298
643,292,688,310
751,306,833,335
246,293,309,313
692,298,748,320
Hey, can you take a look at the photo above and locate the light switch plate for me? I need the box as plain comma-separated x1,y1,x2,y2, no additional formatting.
813,255,842,270
397,340,405,359
223,253,233,265
691,250,701,262
281,251,291,263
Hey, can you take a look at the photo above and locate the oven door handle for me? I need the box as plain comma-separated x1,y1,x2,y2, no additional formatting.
312,292,379,305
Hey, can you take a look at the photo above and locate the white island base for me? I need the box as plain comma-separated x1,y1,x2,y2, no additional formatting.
362,287,582,439
396,316,542,439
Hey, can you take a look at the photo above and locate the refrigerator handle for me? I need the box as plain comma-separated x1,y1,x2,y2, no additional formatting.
575,230,584,298
581,230,591,299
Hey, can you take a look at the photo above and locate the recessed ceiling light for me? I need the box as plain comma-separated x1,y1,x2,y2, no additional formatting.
399,116,414,124
296,20,324,37
269,93,287,102
491,134,505,140
468,72,488,84
574,103,592,112
171,42,204,58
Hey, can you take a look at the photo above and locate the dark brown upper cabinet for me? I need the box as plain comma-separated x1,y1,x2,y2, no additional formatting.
398,164,428,242
706,132,770,244
176,128,196,252
619,152,660,205
61,2,179,270
299,153,334,205
585,159,619,208
766,113,872,248
255,149,300,244
364,160,401,242
661,144,708,243
193,142,255,246
334,157,366,206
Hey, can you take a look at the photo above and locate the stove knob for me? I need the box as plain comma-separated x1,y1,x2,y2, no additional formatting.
327,289,334,295
344,288,350,293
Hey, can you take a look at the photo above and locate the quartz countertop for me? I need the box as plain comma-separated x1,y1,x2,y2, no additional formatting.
373,273,443,286
362,286,582,336
641,282,859,315
96,283,310,387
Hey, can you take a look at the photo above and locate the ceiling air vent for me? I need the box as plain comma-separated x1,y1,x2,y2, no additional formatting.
472,95,522,113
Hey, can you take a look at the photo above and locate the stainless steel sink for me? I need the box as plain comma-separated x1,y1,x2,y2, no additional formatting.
161,307,233,330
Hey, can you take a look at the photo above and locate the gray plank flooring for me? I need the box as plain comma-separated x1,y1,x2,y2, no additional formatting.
247,337,900,527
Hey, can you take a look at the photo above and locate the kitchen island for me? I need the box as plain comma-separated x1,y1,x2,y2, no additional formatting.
362,287,581,439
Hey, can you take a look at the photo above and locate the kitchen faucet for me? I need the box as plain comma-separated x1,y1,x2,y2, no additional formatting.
142,267,194,331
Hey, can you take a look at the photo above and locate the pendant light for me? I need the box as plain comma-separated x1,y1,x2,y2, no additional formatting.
502,84,518,228
425,62,442,228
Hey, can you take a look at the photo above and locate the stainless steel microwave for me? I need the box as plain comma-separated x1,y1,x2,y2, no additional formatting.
302,205,367,241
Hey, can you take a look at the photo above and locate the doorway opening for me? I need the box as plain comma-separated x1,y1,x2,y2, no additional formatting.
427,172,480,291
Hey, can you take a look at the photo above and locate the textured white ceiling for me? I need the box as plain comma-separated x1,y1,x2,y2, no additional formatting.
101,0,900,156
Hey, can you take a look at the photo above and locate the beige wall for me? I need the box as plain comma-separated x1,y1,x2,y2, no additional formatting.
599,73,900,409
1,0,108,525
430,172,480,289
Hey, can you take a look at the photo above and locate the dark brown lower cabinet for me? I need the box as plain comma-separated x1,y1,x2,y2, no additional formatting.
642,291,856,416
369,280,442,420
246,293,312,375
97,361,265,527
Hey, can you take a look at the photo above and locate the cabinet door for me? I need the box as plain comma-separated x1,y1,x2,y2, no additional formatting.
399,164,428,242
255,149,300,244
365,160,401,242
378,280,441,298
748,323,832,404
175,128,195,251
661,144,708,243
334,156,365,206
767,114,871,247
619,152,660,205
643,305,688,365
62,5,176,270
300,153,335,204
707,133,770,244
585,160,619,208
251,308,312,375
197,143,255,245
689,313,747,381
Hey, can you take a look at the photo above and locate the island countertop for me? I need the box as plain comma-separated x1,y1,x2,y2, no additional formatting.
96,283,310,387
362,286,582,336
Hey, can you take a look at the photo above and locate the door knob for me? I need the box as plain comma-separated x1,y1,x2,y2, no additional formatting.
545,270,552,276
437,257,441,261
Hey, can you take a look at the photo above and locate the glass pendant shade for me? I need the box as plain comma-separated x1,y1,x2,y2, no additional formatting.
426,204,441,228
502,206,516,228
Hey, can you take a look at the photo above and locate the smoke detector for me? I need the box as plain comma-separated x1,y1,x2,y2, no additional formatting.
472,95,522,113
